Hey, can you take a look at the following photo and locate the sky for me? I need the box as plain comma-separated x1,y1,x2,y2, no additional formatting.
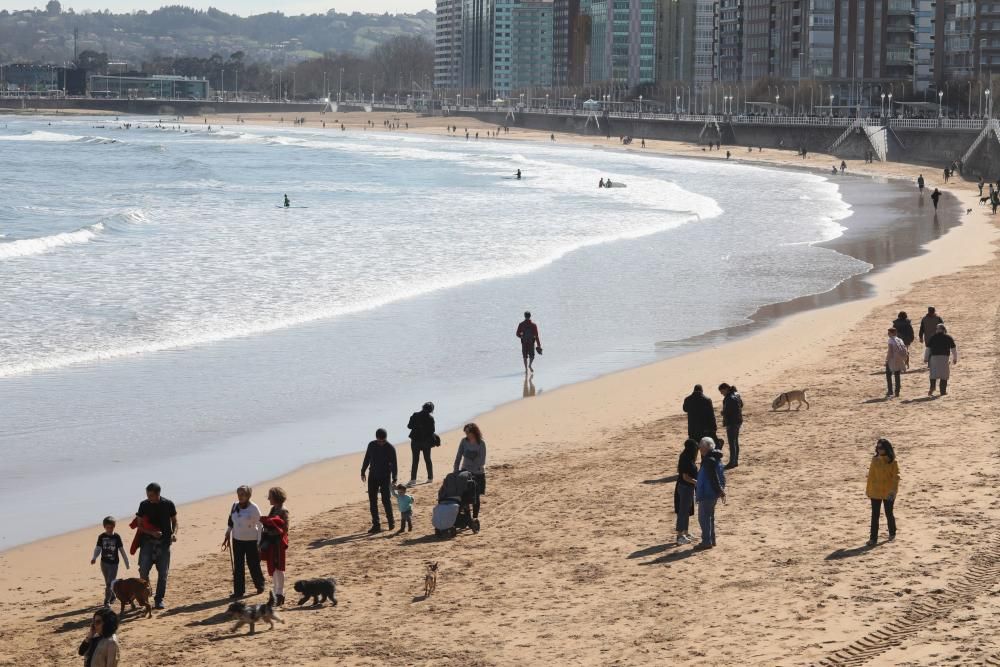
0,0,434,15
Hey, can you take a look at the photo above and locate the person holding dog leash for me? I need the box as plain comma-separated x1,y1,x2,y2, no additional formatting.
221,485,265,600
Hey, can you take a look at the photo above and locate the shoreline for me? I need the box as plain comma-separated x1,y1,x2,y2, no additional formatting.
0,119,956,552
0,114,992,579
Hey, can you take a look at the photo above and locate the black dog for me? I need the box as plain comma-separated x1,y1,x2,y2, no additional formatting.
294,578,337,606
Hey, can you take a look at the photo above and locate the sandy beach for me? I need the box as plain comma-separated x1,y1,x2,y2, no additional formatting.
2,111,999,665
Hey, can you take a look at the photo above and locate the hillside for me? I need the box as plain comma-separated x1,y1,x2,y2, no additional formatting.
0,4,435,65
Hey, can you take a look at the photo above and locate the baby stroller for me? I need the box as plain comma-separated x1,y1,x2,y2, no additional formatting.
432,470,480,538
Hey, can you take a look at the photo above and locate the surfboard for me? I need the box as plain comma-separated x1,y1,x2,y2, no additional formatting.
606,182,627,188
276,206,310,209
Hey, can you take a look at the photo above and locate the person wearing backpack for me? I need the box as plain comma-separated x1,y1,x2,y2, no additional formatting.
718,383,743,469
220,485,264,600
694,437,726,549
406,402,438,486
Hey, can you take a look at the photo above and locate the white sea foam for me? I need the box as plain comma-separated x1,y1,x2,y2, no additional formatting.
0,222,104,259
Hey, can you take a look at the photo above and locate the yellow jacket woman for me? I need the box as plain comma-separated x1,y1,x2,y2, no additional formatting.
866,439,899,545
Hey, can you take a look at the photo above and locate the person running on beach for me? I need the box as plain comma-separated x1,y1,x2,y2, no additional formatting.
91,516,129,606
682,384,717,441
674,439,699,545
918,307,943,348
884,327,909,399
516,311,542,373
866,439,899,546
361,429,397,533
917,174,925,194
283,194,290,208
931,188,941,210
695,437,726,550
407,402,437,485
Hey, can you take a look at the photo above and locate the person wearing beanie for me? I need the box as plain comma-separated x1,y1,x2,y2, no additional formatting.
683,384,717,441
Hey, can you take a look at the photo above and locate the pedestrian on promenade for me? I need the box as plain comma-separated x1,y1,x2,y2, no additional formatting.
135,482,177,610
926,324,958,396
866,438,899,546
695,437,726,549
674,438,699,546
885,327,909,398
718,383,743,468
931,188,941,210
683,384,717,441
407,402,437,485
259,487,289,605
892,311,915,347
917,174,924,194
362,429,398,533
978,176,985,196
221,485,264,600
918,307,943,348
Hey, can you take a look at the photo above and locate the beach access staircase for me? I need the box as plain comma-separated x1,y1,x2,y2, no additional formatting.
828,119,887,161
699,116,722,140
961,119,1000,164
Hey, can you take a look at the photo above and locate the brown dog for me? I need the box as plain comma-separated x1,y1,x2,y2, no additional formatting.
112,578,153,618
424,562,438,598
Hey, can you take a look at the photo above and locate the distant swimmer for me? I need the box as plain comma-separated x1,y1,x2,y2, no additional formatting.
598,178,605,188
516,169,522,180
284,194,290,208
516,311,542,373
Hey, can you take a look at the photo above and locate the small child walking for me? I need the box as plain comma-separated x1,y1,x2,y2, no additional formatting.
91,516,130,606
392,484,414,534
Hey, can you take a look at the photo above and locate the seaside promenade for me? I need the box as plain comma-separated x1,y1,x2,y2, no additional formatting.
2,112,999,665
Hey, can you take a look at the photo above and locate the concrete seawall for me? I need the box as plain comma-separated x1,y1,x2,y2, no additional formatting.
459,110,1000,177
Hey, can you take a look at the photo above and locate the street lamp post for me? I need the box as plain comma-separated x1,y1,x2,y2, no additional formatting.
338,68,343,103
888,93,893,118
638,94,642,116
775,95,780,115
988,89,993,119
939,90,944,119
676,94,681,114
880,92,885,117
829,94,834,117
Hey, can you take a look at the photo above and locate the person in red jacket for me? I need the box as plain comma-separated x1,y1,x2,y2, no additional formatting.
259,487,289,606
516,311,542,373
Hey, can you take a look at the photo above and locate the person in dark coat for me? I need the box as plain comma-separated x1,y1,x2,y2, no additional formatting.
361,429,398,534
918,307,943,348
892,311,915,347
674,439,699,545
718,383,743,468
406,402,437,486
682,384,717,440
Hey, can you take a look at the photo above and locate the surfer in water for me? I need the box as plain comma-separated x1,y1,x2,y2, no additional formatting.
598,178,605,188
284,194,290,208
516,169,522,180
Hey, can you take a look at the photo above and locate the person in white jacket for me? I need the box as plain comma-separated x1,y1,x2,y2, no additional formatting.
221,485,264,599
885,327,909,398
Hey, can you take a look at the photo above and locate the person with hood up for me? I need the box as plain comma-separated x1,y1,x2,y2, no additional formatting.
866,439,900,546
884,327,909,398
718,383,743,468
892,311,915,348
694,437,726,549
925,323,958,396
682,385,717,441
674,439,699,545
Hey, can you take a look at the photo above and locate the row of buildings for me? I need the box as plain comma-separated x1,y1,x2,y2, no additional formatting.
435,0,1000,98
0,63,210,99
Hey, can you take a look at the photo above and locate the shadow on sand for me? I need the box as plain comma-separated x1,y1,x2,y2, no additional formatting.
825,543,877,560
641,474,679,486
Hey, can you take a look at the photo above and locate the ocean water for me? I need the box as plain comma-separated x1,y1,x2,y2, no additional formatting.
0,115,872,546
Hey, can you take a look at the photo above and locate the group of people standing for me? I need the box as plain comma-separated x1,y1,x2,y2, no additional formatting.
884,306,958,398
675,383,743,548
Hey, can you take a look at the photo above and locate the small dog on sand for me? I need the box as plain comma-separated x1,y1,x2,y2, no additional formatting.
424,562,438,598
980,197,990,206
772,389,810,411
226,591,284,634
111,578,152,618
294,578,337,606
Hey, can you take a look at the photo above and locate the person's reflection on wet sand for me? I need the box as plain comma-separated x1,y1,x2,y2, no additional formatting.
523,375,537,398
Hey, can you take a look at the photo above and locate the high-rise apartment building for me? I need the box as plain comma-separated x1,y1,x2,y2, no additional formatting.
434,0,463,88
586,0,657,87
657,0,697,82
510,0,555,91
461,0,495,90
717,0,743,80
553,0,580,85
694,0,717,84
